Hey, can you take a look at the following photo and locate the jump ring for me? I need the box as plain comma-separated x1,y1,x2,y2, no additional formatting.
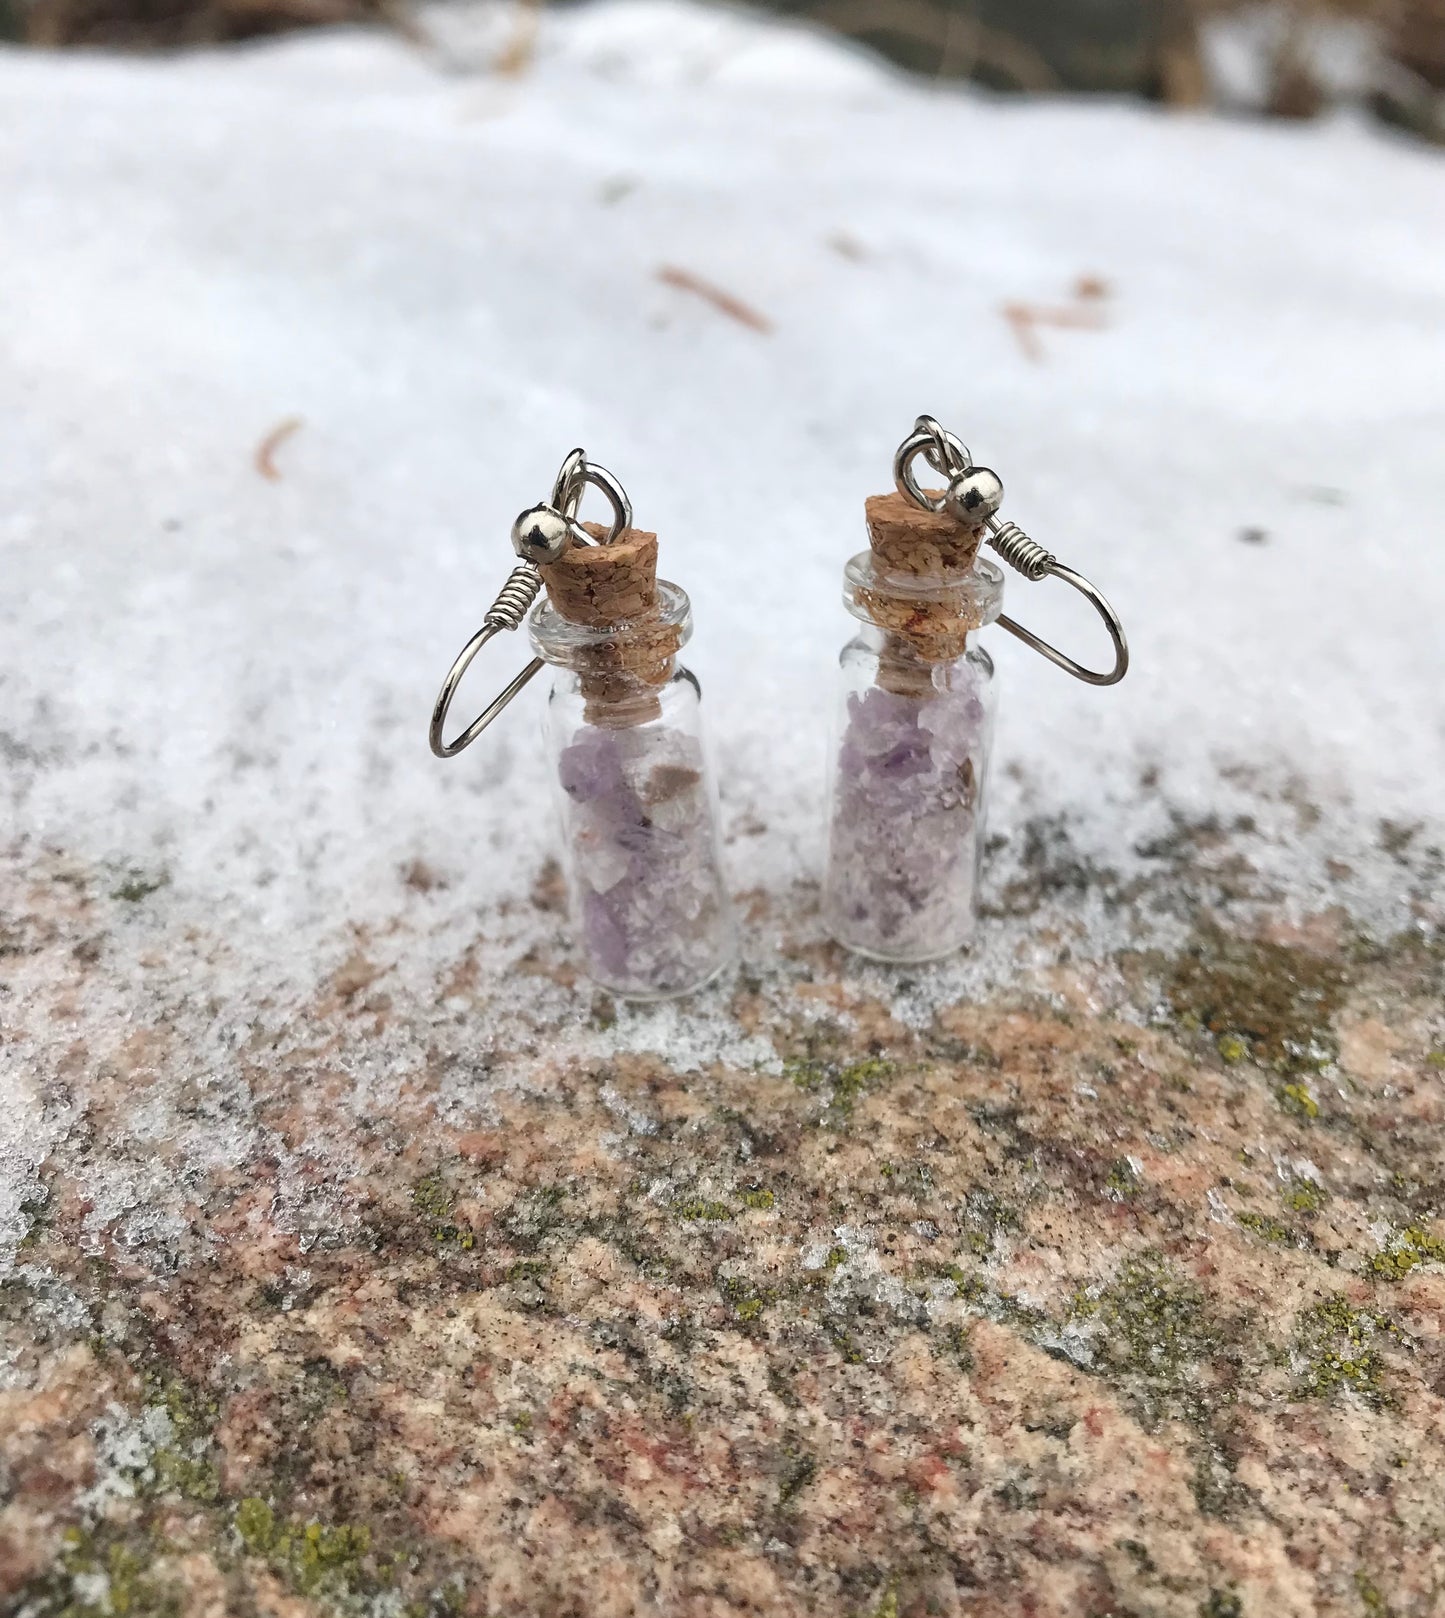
548,450,633,549
894,416,973,513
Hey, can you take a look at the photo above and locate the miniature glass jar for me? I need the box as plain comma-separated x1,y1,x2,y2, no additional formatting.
822,550,1004,962
529,581,733,999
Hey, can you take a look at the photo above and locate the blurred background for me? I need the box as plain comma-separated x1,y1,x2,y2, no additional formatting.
7,0,1445,145
4,0,1441,924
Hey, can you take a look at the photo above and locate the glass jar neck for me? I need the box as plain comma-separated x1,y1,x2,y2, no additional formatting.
842,549,1005,631
841,549,1003,675
852,622,990,696
532,580,694,729
529,578,693,672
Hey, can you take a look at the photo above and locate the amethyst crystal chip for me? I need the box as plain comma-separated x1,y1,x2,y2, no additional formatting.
554,722,731,997
823,676,991,961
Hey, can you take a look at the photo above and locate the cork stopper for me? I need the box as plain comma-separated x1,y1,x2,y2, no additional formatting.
858,492,993,695
538,523,680,725
865,490,984,578
539,522,659,625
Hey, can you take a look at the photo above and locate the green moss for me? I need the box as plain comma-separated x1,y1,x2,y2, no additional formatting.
824,1245,847,1271
1278,1081,1320,1120
100,1545,171,1617
1426,1051,1445,1069
1292,1295,1394,1409
233,1498,373,1597
110,869,168,904
1089,1254,1218,1377
1105,1158,1141,1200
951,1189,1020,1257
994,1292,1047,1331
719,1276,778,1322
939,1323,974,1371
293,1520,372,1593
785,1056,896,1123
235,1496,276,1553
931,1264,985,1302
1199,1592,1243,1618
872,1584,900,1618
151,1447,220,1503
140,1377,221,1504
834,1058,895,1113
412,1172,454,1221
1366,1226,1445,1281
828,1324,864,1364
1283,1178,1326,1214
404,1587,467,1618
778,1449,816,1505
412,1171,474,1249
147,1375,215,1439
24,1525,183,1618
741,1188,775,1211
505,1259,549,1284
1355,1569,1391,1615
673,1197,732,1222
1237,1210,1293,1245
1168,926,1344,1075
1076,1254,1227,1426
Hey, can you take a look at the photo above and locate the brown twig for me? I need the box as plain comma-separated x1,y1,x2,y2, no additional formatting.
657,266,773,335
1001,296,1108,363
254,416,303,481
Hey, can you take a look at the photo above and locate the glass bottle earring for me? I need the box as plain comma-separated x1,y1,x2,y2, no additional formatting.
429,448,734,1000
822,414,1129,963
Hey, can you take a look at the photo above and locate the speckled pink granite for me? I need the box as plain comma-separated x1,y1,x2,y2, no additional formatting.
4,830,1445,1618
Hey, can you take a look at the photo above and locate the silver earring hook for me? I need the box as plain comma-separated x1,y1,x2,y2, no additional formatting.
894,415,1128,687
428,449,634,759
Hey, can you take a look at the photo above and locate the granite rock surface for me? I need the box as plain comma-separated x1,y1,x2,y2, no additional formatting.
5,837,1445,1618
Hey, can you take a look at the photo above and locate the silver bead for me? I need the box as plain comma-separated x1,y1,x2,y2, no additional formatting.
510,503,572,565
945,466,1004,527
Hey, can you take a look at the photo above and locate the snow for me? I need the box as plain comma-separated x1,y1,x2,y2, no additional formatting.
1,0,1443,1263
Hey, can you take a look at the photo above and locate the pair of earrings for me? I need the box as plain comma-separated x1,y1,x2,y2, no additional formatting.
428,417,1128,1001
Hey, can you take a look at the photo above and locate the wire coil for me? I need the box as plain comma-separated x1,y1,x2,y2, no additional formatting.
987,520,1055,582
484,564,544,631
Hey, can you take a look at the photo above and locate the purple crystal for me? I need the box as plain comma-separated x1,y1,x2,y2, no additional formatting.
558,728,627,801
553,720,730,996
582,888,630,979
823,675,991,961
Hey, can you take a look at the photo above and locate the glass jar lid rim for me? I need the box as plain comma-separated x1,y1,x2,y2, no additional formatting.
842,549,1004,625
530,577,693,658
